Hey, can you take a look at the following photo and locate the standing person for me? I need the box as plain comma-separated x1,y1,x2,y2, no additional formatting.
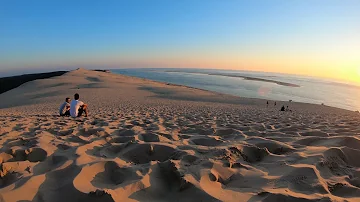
70,93,89,117
59,97,71,116
274,102,277,106
266,101,269,107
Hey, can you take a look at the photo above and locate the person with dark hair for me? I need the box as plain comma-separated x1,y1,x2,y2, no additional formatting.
280,105,285,111
286,106,292,112
59,97,71,116
70,93,88,117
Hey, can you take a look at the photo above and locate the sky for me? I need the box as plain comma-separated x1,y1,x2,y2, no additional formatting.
0,0,359,83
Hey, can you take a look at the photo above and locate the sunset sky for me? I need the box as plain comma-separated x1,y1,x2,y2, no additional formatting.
1,1,359,83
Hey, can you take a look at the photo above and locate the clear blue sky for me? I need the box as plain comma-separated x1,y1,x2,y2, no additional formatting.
1,0,359,82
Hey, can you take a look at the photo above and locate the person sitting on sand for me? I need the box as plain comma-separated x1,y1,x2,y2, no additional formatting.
286,106,292,112
70,93,88,117
59,97,71,116
280,105,285,111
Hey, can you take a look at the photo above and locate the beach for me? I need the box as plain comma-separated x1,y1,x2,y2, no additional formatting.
0,68,360,202
112,68,360,111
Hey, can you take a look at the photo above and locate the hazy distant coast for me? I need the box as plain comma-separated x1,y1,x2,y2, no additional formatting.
165,70,301,87
212,73,301,87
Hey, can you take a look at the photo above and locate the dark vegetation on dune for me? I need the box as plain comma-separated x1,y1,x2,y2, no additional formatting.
0,71,68,94
93,69,111,73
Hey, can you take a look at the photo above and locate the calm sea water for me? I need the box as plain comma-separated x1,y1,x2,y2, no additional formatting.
112,68,360,111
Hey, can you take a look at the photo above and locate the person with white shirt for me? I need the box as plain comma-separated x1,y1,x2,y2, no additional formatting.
70,93,88,117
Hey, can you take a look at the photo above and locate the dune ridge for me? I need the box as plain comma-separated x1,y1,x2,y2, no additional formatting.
0,71,68,94
0,69,359,201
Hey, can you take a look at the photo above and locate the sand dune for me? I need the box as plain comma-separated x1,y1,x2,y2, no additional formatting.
0,68,360,201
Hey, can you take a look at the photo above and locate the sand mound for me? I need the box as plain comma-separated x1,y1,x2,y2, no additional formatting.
122,143,180,164
181,154,199,164
300,130,329,137
255,192,328,202
235,145,270,163
274,166,327,194
114,129,136,136
294,136,325,146
56,129,74,136
328,182,360,197
57,144,71,150
138,133,160,142
318,147,360,180
296,136,360,150
4,147,48,162
86,190,115,202
130,160,218,201
0,153,12,163
74,161,140,190
0,164,20,188
95,161,139,185
78,128,107,137
246,137,295,155
33,155,69,175
151,160,191,192
215,128,241,136
108,136,135,143
27,147,48,162
191,137,223,146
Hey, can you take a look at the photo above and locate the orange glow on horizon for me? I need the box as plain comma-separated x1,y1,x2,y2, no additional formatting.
103,52,360,85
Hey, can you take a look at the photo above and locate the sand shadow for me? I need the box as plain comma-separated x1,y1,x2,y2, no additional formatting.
128,160,220,202
30,163,115,202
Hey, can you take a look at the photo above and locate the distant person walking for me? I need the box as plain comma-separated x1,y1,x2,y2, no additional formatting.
274,102,277,106
267,101,269,107
59,97,71,116
70,93,89,117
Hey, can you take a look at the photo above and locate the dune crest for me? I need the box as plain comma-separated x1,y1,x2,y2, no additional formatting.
0,69,359,201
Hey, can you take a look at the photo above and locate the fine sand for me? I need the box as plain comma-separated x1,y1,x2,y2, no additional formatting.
0,68,360,202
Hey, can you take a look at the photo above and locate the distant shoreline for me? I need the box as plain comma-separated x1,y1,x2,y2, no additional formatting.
112,69,360,111
165,71,301,87
2,68,356,112
0,68,354,113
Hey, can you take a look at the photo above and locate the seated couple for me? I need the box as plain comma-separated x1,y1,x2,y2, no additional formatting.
59,93,88,117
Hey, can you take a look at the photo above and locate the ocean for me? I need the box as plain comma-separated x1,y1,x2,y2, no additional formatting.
111,68,360,111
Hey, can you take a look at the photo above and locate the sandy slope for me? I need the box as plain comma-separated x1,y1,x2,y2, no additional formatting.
0,69,360,202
